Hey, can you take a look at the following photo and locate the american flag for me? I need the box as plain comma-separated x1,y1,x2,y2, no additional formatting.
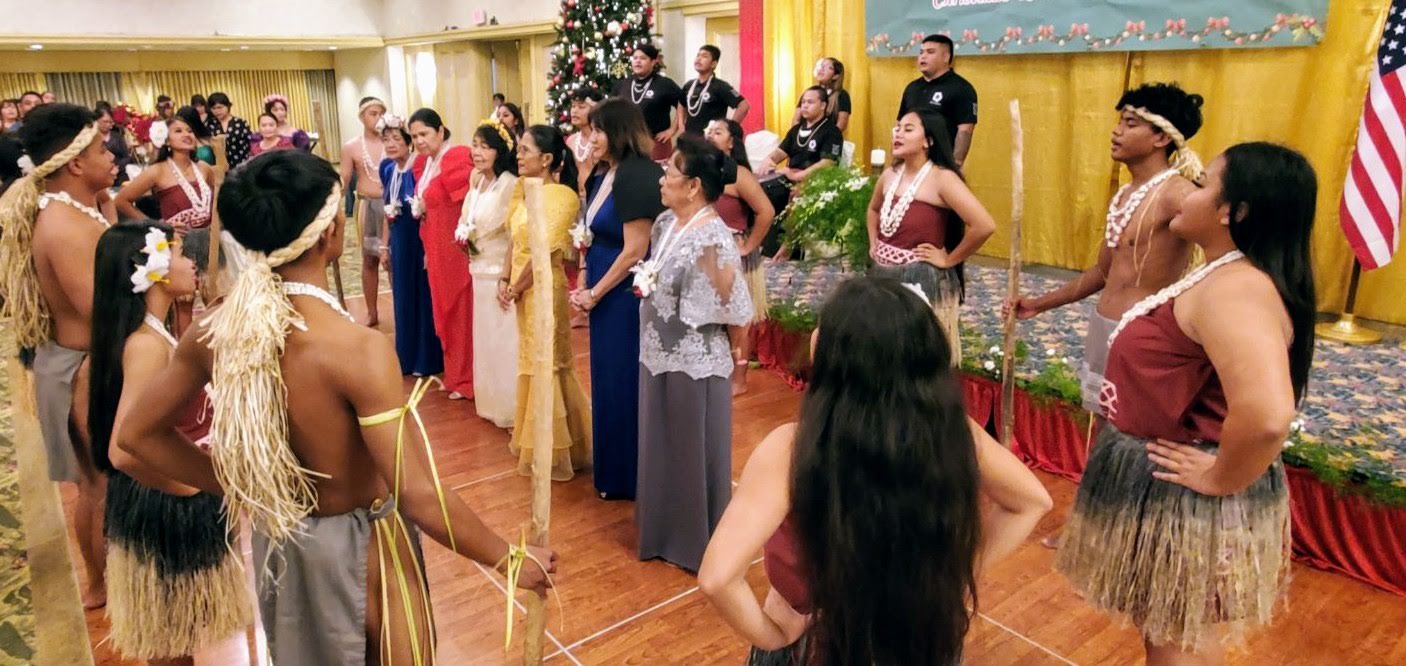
1341,1,1406,270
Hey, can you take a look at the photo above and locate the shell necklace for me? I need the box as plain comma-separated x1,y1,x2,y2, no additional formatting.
1106,250,1246,347
170,159,212,217
630,76,655,105
879,162,933,238
38,191,109,228
685,76,713,117
1105,168,1176,248
280,281,354,322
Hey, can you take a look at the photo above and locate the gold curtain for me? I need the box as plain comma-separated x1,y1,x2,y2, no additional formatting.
763,0,872,163
44,72,123,108
766,0,1406,325
143,70,342,161
0,73,45,99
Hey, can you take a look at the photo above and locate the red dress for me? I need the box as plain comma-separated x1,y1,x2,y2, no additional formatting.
156,178,212,233
414,146,475,396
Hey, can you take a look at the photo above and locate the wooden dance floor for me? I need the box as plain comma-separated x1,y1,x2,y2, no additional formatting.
68,293,1406,665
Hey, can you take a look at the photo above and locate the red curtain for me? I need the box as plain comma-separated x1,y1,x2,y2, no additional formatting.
1287,466,1406,598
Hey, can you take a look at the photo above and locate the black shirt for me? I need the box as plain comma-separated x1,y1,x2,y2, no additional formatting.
612,156,666,223
612,75,684,136
897,70,978,146
681,76,745,136
780,118,844,171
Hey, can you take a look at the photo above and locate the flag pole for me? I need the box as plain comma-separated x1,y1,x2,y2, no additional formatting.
1316,259,1381,344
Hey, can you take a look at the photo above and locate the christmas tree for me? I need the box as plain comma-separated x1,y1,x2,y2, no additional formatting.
545,0,657,132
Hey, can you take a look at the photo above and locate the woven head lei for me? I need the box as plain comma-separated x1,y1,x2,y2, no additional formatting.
1124,105,1205,185
478,118,516,151
359,97,387,115
0,123,101,348
199,184,343,543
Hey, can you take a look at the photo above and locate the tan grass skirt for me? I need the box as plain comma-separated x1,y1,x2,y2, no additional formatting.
1054,425,1291,651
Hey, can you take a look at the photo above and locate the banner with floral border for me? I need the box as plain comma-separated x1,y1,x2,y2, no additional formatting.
866,1,1328,56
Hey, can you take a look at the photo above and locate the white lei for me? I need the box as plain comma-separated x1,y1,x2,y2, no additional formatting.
411,151,444,219
454,173,498,245
170,159,212,218
384,158,412,218
570,130,595,163
1105,168,1176,248
685,77,713,117
630,76,655,105
280,281,355,322
1105,250,1246,347
879,162,933,238
630,206,714,298
358,135,384,180
38,191,109,228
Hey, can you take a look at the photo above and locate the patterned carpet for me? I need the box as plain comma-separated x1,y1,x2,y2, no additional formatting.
766,259,1406,505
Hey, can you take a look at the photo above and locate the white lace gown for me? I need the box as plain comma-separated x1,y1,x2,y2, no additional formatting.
635,209,753,572
462,172,520,428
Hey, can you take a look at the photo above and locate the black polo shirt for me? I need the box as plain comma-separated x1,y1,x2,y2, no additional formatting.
612,74,683,135
897,70,978,145
780,119,844,171
681,76,745,136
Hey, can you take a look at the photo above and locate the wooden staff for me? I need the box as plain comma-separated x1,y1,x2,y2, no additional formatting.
1000,99,1025,448
309,99,347,306
521,177,555,664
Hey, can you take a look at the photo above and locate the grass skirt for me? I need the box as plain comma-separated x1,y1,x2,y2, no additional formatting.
104,472,252,660
1054,425,1291,650
868,262,961,364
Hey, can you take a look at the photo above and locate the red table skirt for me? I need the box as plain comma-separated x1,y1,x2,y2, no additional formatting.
751,321,1406,598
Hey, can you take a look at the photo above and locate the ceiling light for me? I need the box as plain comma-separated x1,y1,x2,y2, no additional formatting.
240,45,249,50
28,44,42,50
328,46,338,50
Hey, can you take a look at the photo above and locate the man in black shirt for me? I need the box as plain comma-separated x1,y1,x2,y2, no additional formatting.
763,87,844,183
897,34,978,167
679,45,749,137
611,43,683,160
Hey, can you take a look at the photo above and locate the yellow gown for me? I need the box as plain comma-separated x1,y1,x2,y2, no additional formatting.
507,182,593,480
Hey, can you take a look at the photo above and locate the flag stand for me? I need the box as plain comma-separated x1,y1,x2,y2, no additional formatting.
1317,260,1381,344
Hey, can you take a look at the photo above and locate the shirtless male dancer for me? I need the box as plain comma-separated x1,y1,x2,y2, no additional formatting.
1009,83,1206,543
0,103,118,608
122,151,555,664
341,96,388,326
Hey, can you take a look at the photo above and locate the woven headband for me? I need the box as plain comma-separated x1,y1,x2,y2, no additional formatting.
478,119,516,151
1125,105,1205,185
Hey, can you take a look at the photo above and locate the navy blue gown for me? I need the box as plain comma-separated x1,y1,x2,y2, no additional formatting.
584,157,664,498
380,158,445,377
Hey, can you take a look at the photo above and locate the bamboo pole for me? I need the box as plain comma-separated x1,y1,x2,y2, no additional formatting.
1000,99,1024,448
521,177,555,664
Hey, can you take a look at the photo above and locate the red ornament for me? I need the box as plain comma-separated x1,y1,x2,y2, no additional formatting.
573,53,586,76
553,75,562,85
567,0,575,5
620,21,629,31
566,19,575,29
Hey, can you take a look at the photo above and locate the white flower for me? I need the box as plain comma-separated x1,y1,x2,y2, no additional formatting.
1046,348,1056,357
130,251,171,294
453,218,476,245
983,360,996,371
410,196,426,219
1062,356,1071,364
1290,419,1306,433
845,177,866,191
384,203,398,219
819,191,838,203
630,259,660,298
1283,439,1294,449
988,345,1000,355
16,155,33,175
570,219,594,250
142,228,170,257
149,120,168,149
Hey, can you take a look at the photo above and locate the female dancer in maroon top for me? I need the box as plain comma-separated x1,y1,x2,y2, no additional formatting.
699,277,1050,664
866,109,995,362
408,108,475,399
1056,143,1318,665
706,119,774,395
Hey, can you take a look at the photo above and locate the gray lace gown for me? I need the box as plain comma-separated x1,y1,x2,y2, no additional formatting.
635,209,753,572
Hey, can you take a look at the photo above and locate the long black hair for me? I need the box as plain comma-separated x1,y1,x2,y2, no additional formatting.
499,102,525,137
473,124,519,177
88,220,176,473
792,276,980,665
713,119,750,172
524,124,578,187
1219,142,1317,402
903,108,968,297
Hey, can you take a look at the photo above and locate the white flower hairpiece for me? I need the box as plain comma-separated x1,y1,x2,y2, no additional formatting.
377,113,406,132
131,228,173,293
16,154,33,175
